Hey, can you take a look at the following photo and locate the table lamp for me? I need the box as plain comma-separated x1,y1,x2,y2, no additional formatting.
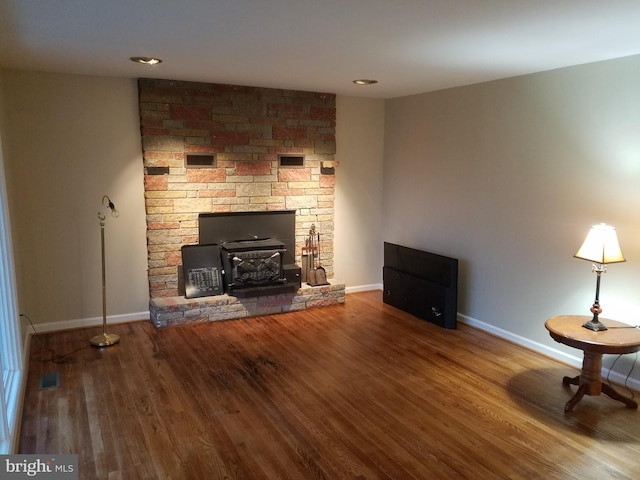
574,223,625,331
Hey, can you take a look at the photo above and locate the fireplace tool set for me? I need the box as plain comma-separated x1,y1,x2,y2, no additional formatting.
304,224,329,286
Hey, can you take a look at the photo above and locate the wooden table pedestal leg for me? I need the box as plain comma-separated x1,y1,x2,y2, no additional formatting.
562,352,602,412
562,375,582,412
562,351,637,411
564,384,587,412
601,383,638,409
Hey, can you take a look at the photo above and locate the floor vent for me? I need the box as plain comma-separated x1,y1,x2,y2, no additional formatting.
39,372,60,390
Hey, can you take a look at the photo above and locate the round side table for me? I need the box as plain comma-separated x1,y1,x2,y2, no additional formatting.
545,315,640,412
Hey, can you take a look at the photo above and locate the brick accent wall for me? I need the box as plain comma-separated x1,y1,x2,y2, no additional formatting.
138,79,336,298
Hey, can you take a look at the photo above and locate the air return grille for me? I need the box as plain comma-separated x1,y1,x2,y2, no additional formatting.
39,372,60,390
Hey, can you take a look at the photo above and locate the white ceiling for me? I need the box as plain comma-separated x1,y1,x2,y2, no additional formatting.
2,0,640,99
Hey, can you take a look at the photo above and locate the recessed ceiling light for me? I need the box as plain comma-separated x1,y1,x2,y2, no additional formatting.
130,56,163,65
353,79,378,86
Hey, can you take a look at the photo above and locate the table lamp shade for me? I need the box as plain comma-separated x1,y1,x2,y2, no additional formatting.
574,223,625,265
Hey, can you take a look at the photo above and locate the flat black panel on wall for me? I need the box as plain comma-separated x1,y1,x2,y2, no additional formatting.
199,210,297,265
384,242,457,288
383,242,458,329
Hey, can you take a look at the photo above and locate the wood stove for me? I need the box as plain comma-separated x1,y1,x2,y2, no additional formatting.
186,210,301,298
220,238,287,294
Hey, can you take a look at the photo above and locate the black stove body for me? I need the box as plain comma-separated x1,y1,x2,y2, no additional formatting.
220,238,287,294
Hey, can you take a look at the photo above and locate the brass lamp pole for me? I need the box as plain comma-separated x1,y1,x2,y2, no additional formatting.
90,195,120,347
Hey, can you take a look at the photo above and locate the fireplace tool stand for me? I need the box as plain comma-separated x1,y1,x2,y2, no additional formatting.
305,224,328,286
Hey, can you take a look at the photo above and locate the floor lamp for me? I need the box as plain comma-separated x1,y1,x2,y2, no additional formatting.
90,195,121,347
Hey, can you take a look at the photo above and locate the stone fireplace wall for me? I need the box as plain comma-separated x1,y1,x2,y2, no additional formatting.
138,79,336,298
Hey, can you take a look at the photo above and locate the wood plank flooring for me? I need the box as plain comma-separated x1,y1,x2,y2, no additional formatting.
19,291,640,479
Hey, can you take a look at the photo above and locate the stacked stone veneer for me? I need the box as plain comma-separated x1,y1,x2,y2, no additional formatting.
138,78,337,299
151,281,345,328
138,79,342,325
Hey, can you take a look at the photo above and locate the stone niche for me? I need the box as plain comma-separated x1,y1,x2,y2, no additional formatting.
137,78,344,326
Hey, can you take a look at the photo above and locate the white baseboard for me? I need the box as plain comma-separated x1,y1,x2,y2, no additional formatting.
27,311,150,335
458,313,640,392
345,283,382,294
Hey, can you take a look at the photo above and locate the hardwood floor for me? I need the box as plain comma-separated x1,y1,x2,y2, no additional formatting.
19,291,640,479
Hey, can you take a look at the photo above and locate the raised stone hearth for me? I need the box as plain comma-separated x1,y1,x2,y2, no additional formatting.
150,281,345,328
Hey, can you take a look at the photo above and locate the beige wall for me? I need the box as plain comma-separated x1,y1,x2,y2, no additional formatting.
334,96,385,290
384,55,640,355
1,71,149,328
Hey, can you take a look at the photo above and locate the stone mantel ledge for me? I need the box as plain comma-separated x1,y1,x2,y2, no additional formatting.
150,280,345,328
